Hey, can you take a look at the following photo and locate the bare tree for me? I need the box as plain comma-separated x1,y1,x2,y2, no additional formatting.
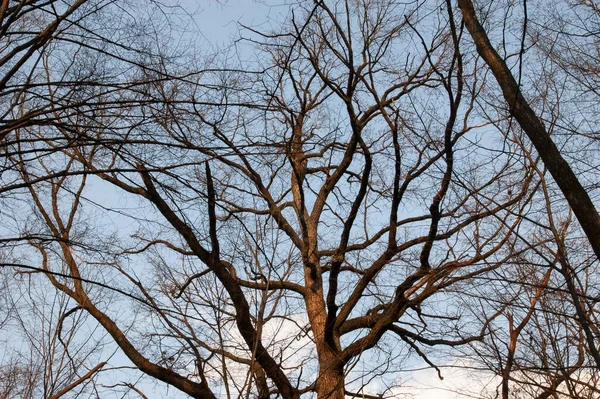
0,267,108,399
1,1,600,398
457,0,600,260
456,0,600,382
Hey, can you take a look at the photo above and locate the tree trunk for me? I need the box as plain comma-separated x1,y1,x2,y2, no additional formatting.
315,351,345,399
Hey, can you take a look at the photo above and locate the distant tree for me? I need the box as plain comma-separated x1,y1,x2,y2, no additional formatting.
0,268,108,399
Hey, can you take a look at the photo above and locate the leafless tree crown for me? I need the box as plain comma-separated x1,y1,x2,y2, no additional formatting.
1,1,599,398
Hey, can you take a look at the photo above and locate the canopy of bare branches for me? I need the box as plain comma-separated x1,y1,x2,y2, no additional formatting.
1,1,599,398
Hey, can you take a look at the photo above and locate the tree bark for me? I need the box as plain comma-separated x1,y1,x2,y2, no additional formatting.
315,351,345,399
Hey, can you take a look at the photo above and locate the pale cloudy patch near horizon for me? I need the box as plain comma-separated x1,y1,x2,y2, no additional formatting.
393,365,498,399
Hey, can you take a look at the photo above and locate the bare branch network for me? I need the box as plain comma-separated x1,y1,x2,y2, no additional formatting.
1,1,600,398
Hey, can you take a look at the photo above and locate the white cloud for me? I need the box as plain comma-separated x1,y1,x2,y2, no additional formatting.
396,365,499,399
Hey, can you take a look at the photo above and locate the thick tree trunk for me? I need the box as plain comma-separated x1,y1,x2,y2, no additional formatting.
457,0,600,260
315,352,345,399
305,283,346,399
302,251,346,399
